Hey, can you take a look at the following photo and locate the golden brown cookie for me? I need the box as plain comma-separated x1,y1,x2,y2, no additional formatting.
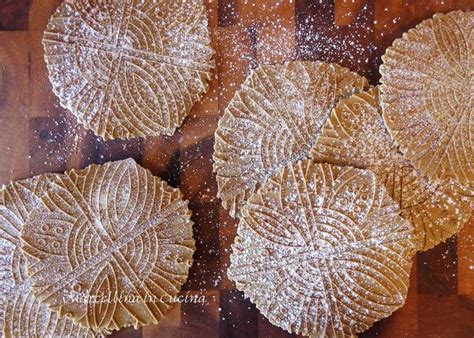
43,0,214,140
311,88,472,251
228,160,416,337
0,175,95,337
20,159,195,331
380,10,473,190
213,61,368,218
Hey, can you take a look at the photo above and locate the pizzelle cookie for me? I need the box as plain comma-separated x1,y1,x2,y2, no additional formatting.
0,175,95,337
43,0,214,140
380,10,473,191
311,88,472,251
228,160,416,337
214,61,368,218
20,159,195,331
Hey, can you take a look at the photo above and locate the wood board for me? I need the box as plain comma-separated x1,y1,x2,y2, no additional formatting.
0,1,473,337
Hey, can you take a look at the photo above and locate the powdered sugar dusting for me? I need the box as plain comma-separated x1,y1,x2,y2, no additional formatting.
43,0,214,140
0,175,94,337
228,160,416,336
213,60,368,218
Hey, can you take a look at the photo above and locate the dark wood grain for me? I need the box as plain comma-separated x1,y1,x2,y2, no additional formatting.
296,0,378,83
0,1,473,337
0,0,31,30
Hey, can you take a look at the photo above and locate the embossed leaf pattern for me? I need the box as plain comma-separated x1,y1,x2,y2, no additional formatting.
311,88,472,251
20,159,195,331
228,160,416,337
372,162,472,251
43,0,214,140
380,10,473,190
213,61,368,218
312,88,398,168
0,175,94,337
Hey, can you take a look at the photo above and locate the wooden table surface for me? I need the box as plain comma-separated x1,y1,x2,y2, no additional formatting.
1,0,473,337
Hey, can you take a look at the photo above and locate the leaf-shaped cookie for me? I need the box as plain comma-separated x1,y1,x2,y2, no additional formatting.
228,160,416,337
380,10,473,190
20,159,195,331
311,88,472,251
43,0,214,140
213,61,368,218
0,175,95,337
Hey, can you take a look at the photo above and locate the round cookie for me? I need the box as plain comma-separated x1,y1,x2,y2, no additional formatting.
380,10,473,190
0,175,95,337
214,61,368,218
20,159,195,331
311,88,472,251
228,160,416,337
43,0,214,140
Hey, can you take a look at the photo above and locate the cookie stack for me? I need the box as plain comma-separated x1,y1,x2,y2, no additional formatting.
2,0,213,335
0,159,195,336
215,10,473,337
0,1,472,337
